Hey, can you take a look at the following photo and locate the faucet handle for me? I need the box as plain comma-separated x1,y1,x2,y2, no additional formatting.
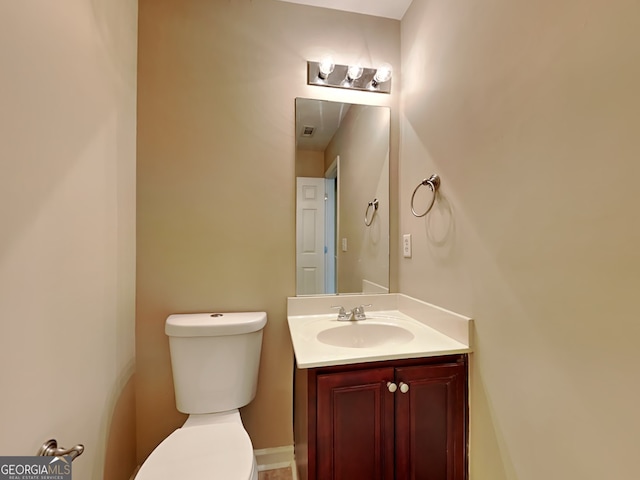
331,305,352,321
352,304,372,320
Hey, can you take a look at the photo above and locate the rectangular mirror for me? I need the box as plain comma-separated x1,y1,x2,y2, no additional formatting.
295,98,390,295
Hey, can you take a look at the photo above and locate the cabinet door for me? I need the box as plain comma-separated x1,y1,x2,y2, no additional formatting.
395,362,467,480
316,367,395,480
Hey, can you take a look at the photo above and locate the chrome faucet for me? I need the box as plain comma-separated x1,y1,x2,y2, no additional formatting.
352,304,372,321
332,304,373,321
331,306,353,321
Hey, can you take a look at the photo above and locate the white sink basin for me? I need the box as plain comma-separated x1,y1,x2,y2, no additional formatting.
287,295,472,368
317,322,415,348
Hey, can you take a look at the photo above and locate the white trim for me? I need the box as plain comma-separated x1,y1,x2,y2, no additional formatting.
254,445,295,472
324,157,337,180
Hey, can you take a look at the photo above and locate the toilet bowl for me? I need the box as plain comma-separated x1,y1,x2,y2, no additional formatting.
135,312,267,480
136,411,258,480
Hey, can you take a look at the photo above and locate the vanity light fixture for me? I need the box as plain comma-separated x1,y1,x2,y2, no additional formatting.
346,65,364,82
372,63,393,88
307,59,392,94
318,56,335,80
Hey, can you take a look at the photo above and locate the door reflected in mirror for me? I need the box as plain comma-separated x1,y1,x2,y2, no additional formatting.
295,98,390,296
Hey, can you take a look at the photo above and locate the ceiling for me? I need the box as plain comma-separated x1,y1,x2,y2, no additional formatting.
296,99,351,151
275,0,413,20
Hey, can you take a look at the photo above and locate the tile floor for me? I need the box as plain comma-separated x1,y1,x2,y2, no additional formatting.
257,466,293,480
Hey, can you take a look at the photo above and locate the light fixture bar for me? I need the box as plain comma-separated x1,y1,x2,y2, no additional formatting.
307,61,392,94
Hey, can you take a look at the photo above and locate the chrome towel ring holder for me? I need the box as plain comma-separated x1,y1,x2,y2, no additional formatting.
364,198,379,226
411,174,441,217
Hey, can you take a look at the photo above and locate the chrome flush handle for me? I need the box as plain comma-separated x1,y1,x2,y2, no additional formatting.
37,439,84,461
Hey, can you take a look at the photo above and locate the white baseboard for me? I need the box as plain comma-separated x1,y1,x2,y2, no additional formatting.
254,445,296,476
254,445,294,469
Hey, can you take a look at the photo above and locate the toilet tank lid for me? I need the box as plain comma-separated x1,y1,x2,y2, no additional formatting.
165,312,267,337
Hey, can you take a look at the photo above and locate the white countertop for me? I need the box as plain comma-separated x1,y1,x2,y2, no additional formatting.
287,294,473,369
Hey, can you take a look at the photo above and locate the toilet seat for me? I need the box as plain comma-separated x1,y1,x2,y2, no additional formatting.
136,422,256,480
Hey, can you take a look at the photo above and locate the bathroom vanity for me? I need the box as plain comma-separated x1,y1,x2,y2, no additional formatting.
294,354,467,480
287,294,472,480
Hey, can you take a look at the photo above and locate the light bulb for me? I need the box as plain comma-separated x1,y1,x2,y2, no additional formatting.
346,65,363,81
318,56,335,79
372,63,393,86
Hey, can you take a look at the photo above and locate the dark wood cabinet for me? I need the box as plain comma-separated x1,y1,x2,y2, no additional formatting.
294,355,468,480
316,366,396,480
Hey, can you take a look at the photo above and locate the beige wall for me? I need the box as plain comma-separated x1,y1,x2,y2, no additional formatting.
5,0,633,476
5,1,635,477
325,105,390,293
136,0,399,461
399,1,640,478
0,1,138,479
295,150,325,178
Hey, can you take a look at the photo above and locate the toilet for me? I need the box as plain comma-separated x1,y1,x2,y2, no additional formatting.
136,311,268,480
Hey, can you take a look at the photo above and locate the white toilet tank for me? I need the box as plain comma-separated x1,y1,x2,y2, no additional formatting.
165,311,267,414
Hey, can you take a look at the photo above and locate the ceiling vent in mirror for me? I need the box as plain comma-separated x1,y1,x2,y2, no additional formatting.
302,125,315,137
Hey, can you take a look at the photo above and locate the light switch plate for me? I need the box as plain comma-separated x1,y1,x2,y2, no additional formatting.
403,234,412,258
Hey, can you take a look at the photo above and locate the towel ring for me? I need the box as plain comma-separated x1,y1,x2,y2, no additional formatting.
364,198,379,226
411,174,441,217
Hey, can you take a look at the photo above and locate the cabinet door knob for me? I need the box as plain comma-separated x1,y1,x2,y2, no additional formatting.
399,382,410,394
387,382,397,393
